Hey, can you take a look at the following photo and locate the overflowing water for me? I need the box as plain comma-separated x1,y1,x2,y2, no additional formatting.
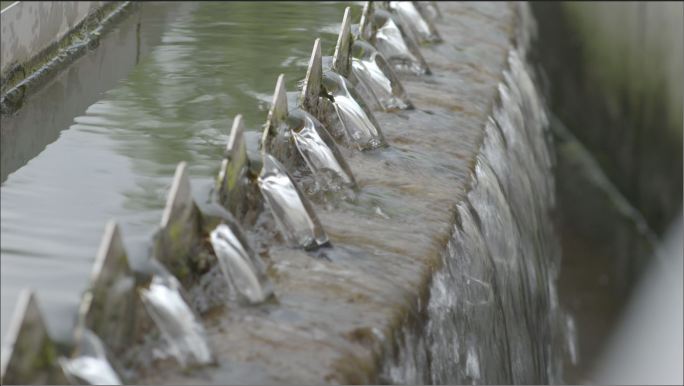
351,40,412,111
380,45,574,384
371,9,429,75
388,1,441,44
288,109,357,191
416,1,441,22
257,154,329,249
340,55,384,112
209,223,272,304
322,71,386,150
138,275,212,367
59,330,122,385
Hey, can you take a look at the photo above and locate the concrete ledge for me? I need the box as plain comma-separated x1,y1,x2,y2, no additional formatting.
140,2,521,384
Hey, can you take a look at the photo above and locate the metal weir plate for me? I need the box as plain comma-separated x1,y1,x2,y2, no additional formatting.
157,162,202,280
79,221,139,356
216,115,250,219
0,291,69,385
332,7,353,78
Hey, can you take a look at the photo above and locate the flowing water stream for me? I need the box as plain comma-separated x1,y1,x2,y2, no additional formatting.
379,47,574,385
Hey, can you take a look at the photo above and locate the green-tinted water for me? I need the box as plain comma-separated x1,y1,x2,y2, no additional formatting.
0,1,352,342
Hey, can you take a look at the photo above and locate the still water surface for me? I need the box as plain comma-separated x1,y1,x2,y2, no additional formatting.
0,1,353,342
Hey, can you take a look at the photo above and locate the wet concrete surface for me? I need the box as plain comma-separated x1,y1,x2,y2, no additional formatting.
139,3,517,384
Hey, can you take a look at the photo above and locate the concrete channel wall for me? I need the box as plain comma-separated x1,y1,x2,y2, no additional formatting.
1,2,566,384
1,1,134,115
1,2,106,75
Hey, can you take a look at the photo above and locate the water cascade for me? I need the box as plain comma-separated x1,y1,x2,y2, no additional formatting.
138,275,213,367
263,72,357,193
331,7,414,113
209,223,273,304
381,27,573,384
299,37,387,151
322,71,386,150
388,1,442,44
289,109,357,191
257,154,330,250
330,7,386,112
360,3,431,75
59,330,122,385
350,39,413,111
415,1,442,22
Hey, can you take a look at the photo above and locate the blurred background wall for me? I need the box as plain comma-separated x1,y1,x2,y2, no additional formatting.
531,2,683,383
534,1,682,235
